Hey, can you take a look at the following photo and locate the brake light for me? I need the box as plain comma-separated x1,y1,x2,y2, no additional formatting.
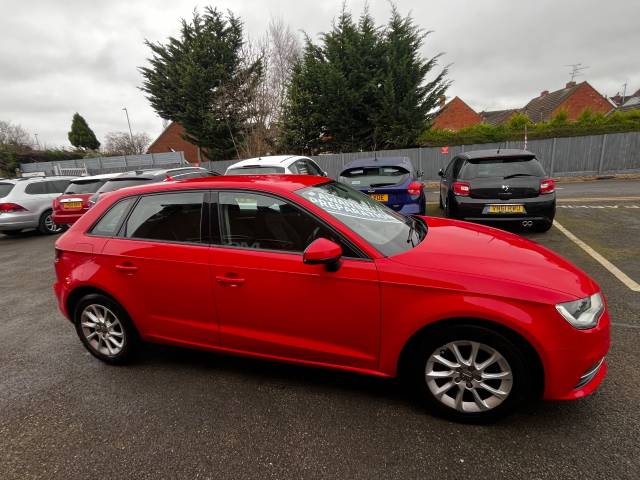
540,179,555,194
0,203,27,213
452,182,470,196
407,181,424,198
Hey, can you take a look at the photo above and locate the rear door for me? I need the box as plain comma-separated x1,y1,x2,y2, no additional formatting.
100,190,218,347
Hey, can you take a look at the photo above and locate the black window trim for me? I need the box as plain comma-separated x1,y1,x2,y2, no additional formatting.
212,188,371,261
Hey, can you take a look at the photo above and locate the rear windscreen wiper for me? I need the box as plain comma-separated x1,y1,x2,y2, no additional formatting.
503,173,535,179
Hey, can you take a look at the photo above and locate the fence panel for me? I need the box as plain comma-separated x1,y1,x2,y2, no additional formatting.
601,132,640,173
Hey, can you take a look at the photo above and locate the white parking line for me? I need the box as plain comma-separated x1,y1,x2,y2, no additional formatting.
553,221,640,292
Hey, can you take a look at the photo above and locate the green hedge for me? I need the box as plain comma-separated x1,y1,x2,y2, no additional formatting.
420,110,640,146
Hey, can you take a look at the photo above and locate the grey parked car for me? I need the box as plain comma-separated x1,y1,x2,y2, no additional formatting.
0,176,76,235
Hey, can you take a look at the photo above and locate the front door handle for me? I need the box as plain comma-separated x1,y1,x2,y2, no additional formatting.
115,263,138,273
216,275,245,287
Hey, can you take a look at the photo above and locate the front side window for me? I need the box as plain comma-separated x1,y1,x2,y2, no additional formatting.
90,197,135,237
338,166,410,188
123,191,204,243
219,191,355,255
47,180,71,193
298,182,426,257
305,160,324,176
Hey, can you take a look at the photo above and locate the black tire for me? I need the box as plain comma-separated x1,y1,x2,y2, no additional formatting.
2,230,22,236
405,324,532,423
73,293,139,365
37,209,63,235
532,219,553,233
444,194,457,219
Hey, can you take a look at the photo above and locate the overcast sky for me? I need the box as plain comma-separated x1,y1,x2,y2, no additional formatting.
1,0,639,148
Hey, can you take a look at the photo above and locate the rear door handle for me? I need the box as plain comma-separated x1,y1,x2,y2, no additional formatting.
115,263,138,273
215,275,245,287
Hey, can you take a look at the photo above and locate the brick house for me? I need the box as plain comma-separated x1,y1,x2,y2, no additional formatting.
431,96,483,131
521,81,614,122
147,122,202,164
480,109,520,126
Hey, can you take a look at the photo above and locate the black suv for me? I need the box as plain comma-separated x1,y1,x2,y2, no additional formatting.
438,149,555,232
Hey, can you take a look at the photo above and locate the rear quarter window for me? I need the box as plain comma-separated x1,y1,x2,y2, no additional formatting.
0,183,14,198
90,197,136,237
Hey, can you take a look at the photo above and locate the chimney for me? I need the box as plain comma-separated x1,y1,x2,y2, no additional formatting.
439,95,446,109
540,90,549,97
566,81,577,88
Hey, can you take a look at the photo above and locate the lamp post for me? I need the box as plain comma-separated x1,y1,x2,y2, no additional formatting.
122,107,134,145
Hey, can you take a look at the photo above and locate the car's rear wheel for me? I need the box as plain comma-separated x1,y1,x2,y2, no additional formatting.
73,294,139,365
438,193,444,209
38,210,63,235
2,230,22,236
406,324,532,423
444,194,458,219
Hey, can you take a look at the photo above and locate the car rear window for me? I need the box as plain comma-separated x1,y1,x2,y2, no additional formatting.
459,157,545,180
64,179,106,194
0,183,14,198
338,166,410,188
226,166,286,175
97,178,153,193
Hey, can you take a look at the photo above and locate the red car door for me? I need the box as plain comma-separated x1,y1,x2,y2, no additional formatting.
100,191,218,348
210,190,381,371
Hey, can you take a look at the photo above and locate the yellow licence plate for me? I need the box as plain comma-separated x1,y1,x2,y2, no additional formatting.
369,194,389,202
488,204,525,214
62,201,83,209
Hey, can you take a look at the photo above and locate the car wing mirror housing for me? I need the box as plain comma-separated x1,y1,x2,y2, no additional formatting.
437,169,444,177
303,238,342,271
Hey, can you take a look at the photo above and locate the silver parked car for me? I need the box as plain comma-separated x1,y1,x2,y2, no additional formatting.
0,176,76,235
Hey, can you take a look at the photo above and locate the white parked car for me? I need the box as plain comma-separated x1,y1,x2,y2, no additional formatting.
225,155,326,176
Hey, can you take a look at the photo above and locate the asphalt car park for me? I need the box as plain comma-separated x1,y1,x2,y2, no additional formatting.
1,179,639,479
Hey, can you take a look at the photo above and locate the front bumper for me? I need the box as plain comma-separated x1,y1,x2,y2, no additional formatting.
542,309,610,400
452,195,555,222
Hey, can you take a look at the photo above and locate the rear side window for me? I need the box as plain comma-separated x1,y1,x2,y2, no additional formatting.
338,166,410,188
64,180,105,194
90,198,136,237
0,183,14,198
123,191,204,243
47,180,71,193
25,182,47,195
460,157,545,180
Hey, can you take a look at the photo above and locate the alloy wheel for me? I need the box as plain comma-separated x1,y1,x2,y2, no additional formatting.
425,340,513,413
44,213,62,233
80,304,126,357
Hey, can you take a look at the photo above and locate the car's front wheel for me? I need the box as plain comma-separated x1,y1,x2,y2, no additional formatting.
407,325,532,423
73,294,139,365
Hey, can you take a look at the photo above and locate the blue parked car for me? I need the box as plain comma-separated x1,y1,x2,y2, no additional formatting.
337,157,426,215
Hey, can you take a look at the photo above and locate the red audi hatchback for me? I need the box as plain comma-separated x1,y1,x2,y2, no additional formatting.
53,175,610,422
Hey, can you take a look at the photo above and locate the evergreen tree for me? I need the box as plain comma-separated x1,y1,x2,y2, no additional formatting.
280,4,448,153
139,7,262,161
68,113,100,150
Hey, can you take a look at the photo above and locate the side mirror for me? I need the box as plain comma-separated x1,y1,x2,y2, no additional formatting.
303,238,342,271
438,169,444,177
323,171,329,177
417,170,424,178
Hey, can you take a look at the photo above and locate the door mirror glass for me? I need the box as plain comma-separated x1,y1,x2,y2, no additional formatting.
303,238,342,271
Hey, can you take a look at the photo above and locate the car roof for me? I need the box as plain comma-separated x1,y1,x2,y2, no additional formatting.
226,155,311,170
341,156,414,171
102,174,331,200
459,149,536,160
109,166,204,180
70,173,120,182
11,175,76,183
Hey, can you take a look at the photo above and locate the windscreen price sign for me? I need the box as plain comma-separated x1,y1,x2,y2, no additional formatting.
303,190,398,223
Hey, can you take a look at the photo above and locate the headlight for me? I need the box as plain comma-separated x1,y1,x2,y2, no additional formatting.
556,293,604,329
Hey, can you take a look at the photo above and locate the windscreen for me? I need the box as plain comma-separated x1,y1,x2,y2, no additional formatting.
97,178,152,193
297,181,426,257
338,166,410,188
227,166,286,175
459,157,545,180
0,183,14,198
64,179,106,194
